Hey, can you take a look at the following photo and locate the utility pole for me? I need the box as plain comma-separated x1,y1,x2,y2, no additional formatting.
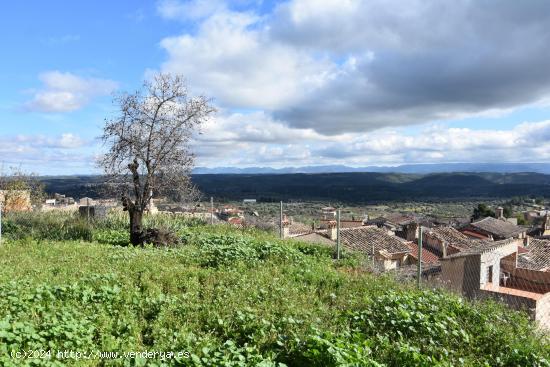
279,201,283,239
336,208,341,260
417,226,423,288
210,196,214,225
0,199,2,245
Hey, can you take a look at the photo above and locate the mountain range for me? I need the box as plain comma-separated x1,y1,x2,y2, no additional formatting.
193,163,550,175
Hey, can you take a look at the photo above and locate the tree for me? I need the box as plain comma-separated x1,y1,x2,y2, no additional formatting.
471,203,495,221
502,204,513,218
99,73,215,245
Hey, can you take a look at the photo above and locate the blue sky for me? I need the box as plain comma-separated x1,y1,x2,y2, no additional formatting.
2,0,550,175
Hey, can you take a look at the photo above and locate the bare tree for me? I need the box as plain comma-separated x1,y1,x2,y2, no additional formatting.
99,73,215,245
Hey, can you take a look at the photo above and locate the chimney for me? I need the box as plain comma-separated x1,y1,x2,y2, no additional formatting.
327,220,338,240
404,222,418,241
496,207,504,219
544,214,550,231
282,220,291,239
524,236,530,247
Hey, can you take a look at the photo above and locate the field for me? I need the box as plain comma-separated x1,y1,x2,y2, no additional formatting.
0,212,549,366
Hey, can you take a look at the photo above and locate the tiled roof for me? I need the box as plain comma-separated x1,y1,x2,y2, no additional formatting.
517,239,550,271
461,230,491,240
424,226,478,251
443,238,518,259
469,217,525,238
290,232,335,246
339,226,411,256
406,242,440,264
288,221,314,235
320,219,364,228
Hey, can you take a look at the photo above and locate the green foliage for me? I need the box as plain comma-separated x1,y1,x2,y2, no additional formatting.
517,214,528,225
502,204,513,218
93,229,130,246
196,234,304,267
0,213,548,366
3,212,93,241
471,203,495,220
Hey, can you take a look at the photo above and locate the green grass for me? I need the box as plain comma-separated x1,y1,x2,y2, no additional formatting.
0,212,548,366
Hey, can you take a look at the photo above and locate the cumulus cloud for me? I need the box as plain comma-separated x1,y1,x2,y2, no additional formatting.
160,9,337,110
0,133,92,174
25,71,117,113
197,110,326,143
158,0,550,134
192,112,550,167
313,121,550,164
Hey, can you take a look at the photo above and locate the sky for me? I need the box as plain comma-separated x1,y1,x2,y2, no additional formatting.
2,0,550,175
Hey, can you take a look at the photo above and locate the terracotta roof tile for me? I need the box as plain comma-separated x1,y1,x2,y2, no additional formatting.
517,239,550,271
406,242,440,264
339,226,411,256
469,217,525,239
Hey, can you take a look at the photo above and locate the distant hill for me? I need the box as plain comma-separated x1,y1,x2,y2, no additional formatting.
193,163,550,175
39,171,550,203
190,172,550,203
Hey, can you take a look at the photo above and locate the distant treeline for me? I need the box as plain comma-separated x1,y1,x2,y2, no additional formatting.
39,172,550,204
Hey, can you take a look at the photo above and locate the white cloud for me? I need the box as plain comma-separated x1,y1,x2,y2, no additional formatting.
197,110,326,143
0,133,92,174
157,0,550,135
192,114,550,167
160,10,337,110
25,71,118,113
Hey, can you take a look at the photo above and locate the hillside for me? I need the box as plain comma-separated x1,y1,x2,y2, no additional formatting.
39,172,550,203
0,212,548,366
191,172,550,202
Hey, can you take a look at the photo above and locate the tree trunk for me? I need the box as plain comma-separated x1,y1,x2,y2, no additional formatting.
129,208,144,246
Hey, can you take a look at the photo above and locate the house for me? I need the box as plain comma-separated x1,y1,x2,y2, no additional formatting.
529,213,550,237
517,239,550,272
462,217,526,240
0,190,32,212
366,214,419,241
53,193,75,206
45,199,56,206
423,226,483,257
243,199,257,204
287,222,420,271
320,207,336,219
339,226,417,271
440,238,550,330
405,241,440,265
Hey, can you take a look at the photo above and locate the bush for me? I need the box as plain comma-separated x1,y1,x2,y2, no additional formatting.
3,212,93,241
196,234,304,267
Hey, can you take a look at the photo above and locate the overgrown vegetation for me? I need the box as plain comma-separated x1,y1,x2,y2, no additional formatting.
0,212,548,366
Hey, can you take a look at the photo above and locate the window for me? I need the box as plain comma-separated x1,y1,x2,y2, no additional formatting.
487,265,493,283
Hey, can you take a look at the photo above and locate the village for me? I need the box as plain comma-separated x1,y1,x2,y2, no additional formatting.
1,188,549,330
